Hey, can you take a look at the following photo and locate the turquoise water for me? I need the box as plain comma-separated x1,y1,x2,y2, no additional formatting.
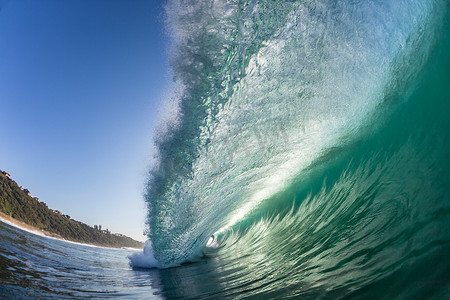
1,0,449,298
133,0,450,297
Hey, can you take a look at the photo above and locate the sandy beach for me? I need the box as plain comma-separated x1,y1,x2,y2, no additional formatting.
0,212,143,251
0,211,64,240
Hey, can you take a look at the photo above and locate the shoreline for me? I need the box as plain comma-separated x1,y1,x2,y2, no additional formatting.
0,212,142,251
0,211,64,239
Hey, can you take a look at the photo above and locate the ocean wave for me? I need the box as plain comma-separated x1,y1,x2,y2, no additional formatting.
133,0,444,269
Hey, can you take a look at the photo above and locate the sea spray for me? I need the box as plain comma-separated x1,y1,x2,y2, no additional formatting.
129,240,160,268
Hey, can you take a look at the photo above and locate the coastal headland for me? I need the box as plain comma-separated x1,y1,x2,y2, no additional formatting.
0,170,143,248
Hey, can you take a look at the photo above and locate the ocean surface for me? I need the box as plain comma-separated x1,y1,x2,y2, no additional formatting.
2,0,450,298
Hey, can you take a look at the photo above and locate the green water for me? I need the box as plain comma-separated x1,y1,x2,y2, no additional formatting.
209,12,450,298
132,1,449,298
211,29,450,298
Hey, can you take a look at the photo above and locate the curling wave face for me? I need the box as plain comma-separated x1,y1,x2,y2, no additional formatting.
131,0,446,270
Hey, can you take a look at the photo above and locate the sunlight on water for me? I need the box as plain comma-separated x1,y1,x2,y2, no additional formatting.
144,0,442,268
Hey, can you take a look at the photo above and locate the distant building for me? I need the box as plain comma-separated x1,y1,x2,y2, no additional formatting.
1,170,11,178
19,186,24,191
23,189,32,197
33,197,40,203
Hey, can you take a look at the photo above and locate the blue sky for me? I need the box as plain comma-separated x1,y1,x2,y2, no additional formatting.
0,0,168,241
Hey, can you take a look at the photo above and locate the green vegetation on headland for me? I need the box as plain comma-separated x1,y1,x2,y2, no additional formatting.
0,170,143,248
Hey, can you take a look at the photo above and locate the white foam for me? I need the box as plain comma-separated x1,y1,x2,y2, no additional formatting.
0,216,47,238
0,217,141,251
128,240,160,268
